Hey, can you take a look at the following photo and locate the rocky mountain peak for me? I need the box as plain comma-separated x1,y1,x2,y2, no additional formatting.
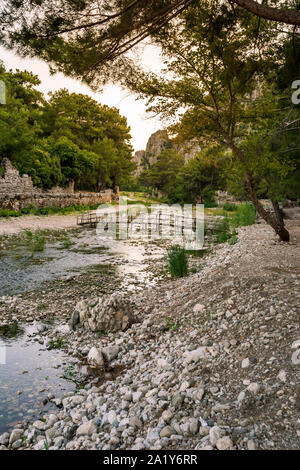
133,130,201,176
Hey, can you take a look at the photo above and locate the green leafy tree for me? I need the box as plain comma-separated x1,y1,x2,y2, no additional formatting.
139,148,185,194
42,89,135,190
172,147,223,203
42,89,131,147
0,64,135,190
46,137,84,188
128,2,296,240
17,143,63,189
0,63,44,172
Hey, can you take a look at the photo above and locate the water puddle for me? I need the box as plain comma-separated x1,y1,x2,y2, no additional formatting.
0,322,79,434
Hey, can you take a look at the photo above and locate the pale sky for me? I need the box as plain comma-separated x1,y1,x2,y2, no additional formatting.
0,44,164,152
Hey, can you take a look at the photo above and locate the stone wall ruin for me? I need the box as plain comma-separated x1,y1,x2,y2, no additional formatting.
0,158,114,211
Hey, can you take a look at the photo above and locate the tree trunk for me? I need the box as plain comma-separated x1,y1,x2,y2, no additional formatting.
227,140,290,242
271,199,290,242
244,174,290,241
67,179,75,193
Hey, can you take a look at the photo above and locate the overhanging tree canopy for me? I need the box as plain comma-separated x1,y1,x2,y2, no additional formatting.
1,1,299,88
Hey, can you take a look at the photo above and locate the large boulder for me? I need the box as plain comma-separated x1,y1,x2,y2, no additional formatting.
72,294,134,333
87,347,105,369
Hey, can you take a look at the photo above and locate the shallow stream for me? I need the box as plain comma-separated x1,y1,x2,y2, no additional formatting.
0,227,165,433
0,321,79,434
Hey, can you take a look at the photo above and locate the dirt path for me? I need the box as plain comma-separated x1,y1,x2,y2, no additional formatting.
0,213,79,236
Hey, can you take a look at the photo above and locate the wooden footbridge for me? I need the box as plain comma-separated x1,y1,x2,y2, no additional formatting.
77,211,105,228
77,208,220,233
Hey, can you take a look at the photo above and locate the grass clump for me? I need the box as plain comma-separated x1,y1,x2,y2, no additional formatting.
47,338,68,350
165,317,180,331
214,216,231,243
0,203,105,219
208,202,256,232
0,321,24,339
214,216,239,245
167,245,188,279
43,438,49,451
189,264,203,274
24,229,46,253
60,236,73,249
223,202,238,212
232,203,256,227
227,229,238,245
204,199,218,208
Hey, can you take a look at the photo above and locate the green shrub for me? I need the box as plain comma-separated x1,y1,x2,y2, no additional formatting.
48,338,68,350
167,245,188,278
215,230,232,243
0,209,16,218
20,204,37,215
60,236,73,249
0,202,103,219
233,203,256,227
214,216,231,243
204,198,218,208
214,216,239,244
223,202,238,211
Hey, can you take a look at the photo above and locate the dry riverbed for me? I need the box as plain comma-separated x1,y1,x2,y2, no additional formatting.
0,213,299,450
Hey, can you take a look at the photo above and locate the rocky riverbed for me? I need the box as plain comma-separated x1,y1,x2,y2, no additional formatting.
0,225,169,436
0,219,299,450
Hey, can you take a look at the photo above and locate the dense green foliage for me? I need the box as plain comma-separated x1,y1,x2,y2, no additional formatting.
222,203,238,212
23,229,46,254
139,145,225,205
0,63,135,190
211,204,255,245
1,1,299,94
138,149,185,196
214,216,235,244
232,203,257,227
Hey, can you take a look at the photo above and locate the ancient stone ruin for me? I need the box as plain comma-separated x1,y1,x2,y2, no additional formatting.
0,158,36,194
0,158,114,211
